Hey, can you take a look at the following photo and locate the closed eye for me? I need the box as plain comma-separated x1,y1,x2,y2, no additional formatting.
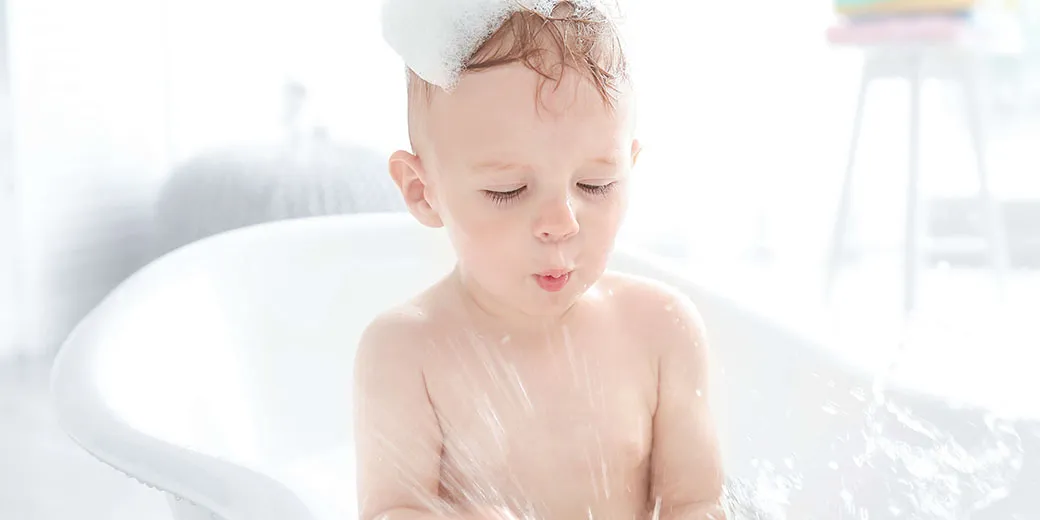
578,182,617,197
483,186,527,205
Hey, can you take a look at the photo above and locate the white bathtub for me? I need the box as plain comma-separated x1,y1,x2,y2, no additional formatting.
49,213,1022,520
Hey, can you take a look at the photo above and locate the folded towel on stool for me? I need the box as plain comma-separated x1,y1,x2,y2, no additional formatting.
826,14,970,45
835,0,976,16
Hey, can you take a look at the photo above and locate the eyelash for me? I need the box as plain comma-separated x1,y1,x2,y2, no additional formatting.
579,182,617,198
484,187,527,205
483,183,617,205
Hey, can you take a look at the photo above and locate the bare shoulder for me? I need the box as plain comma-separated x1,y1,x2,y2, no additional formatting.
597,271,708,358
354,276,460,375
354,297,438,378
598,270,703,325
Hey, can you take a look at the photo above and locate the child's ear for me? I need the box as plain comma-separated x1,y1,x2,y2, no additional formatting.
389,150,444,228
631,139,642,167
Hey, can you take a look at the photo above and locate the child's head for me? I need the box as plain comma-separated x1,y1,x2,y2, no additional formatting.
387,1,639,318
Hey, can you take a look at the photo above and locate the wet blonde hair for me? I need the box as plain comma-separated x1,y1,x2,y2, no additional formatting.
406,1,629,149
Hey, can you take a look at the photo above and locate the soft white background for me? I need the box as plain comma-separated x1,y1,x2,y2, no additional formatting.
0,0,861,350
2,0,1040,391
2,1,1040,518
3,0,1039,352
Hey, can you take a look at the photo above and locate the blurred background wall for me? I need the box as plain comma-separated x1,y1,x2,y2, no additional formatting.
0,0,1038,386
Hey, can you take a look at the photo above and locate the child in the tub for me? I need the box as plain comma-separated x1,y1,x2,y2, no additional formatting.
355,2,725,520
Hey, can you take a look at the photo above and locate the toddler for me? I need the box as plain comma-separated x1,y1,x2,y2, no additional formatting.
355,2,725,519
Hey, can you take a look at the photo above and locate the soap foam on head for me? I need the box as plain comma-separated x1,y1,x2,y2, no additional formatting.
382,0,622,91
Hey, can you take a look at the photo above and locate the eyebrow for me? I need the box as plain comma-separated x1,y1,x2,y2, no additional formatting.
471,161,529,173
471,156,618,173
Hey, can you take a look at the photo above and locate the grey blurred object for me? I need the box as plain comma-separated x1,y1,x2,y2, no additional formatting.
154,80,404,256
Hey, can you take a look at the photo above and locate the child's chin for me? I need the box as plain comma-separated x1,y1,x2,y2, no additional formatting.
527,284,592,314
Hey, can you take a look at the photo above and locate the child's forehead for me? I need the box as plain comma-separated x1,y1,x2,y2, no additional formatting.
407,64,635,165
420,72,634,170
432,64,627,123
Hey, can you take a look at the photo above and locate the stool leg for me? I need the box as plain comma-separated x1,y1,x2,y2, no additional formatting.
826,58,872,303
905,57,924,316
962,58,1009,298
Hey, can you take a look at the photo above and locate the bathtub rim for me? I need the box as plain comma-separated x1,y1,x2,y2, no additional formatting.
50,290,322,520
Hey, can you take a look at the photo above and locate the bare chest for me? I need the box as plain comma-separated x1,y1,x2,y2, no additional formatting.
424,331,656,509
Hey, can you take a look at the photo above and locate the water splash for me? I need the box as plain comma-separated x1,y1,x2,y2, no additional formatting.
366,310,1024,520
720,460,804,519
838,388,1024,518
719,329,1025,520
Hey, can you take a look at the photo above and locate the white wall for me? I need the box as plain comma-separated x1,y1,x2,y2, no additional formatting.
7,0,170,352
2,0,412,353
5,0,1034,355
161,0,408,162
0,0,17,355
0,0,849,354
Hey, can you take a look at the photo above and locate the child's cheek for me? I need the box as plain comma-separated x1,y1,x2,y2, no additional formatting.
450,214,513,262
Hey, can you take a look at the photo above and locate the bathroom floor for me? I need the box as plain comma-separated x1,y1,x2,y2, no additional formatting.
0,357,171,520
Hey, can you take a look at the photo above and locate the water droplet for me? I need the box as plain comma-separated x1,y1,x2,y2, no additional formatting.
664,304,675,312
695,389,703,397
840,488,853,505
828,461,839,470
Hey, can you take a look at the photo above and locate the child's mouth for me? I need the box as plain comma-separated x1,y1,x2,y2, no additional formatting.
534,271,571,292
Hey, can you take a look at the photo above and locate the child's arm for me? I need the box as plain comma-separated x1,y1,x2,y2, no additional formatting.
354,316,516,520
354,316,453,520
648,295,726,520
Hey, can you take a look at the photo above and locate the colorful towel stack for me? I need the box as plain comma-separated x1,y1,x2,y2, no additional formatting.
827,0,979,45
835,0,977,17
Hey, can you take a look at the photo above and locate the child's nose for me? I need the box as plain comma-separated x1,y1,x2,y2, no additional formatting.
534,195,579,242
